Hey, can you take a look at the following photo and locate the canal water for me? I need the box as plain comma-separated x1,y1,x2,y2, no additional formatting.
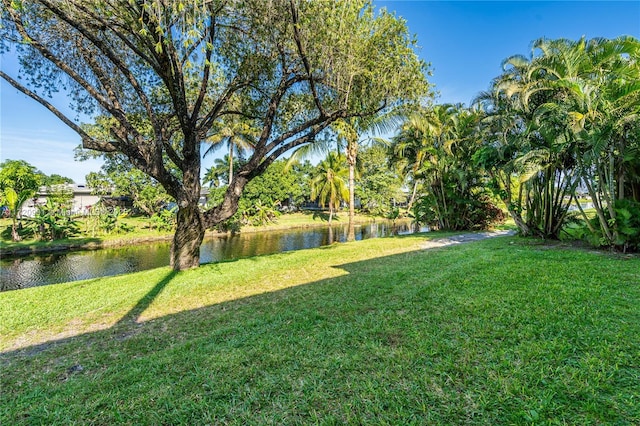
0,220,428,291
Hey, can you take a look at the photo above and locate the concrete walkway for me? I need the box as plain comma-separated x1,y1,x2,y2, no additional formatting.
422,229,516,249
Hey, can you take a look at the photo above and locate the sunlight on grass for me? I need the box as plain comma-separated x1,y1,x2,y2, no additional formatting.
139,249,353,322
0,234,428,351
1,234,638,424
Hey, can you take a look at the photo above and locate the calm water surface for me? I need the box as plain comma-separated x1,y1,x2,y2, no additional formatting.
1,220,428,291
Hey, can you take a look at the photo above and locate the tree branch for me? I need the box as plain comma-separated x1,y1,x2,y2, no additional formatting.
254,73,309,155
41,0,157,126
262,120,333,171
5,6,116,113
0,70,117,152
263,109,338,155
162,139,184,170
191,17,215,124
289,0,325,116
197,77,251,135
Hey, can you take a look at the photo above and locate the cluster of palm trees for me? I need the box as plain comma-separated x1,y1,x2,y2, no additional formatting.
476,36,640,249
390,104,504,231
202,36,639,250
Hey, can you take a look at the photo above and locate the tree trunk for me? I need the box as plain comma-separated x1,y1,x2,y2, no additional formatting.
228,144,234,186
11,218,21,242
492,169,530,236
508,209,531,236
346,140,357,242
439,174,449,229
406,180,420,213
171,203,205,271
347,161,355,242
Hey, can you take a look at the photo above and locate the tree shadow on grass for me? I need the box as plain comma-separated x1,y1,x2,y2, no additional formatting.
2,237,635,424
114,270,178,327
0,269,179,358
0,246,412,362
1,239,439,357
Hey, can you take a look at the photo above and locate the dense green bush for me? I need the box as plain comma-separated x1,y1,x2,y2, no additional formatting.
574,199,640,252
150,207,177,232
413,193,504,231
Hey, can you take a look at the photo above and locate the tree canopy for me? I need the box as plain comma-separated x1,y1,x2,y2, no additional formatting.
0,0,430,269
0,159,43,195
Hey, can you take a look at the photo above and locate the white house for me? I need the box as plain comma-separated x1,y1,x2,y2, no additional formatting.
21,184,102,217
19,184,209,217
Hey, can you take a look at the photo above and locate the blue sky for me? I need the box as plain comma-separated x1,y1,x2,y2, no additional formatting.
1,1,639,183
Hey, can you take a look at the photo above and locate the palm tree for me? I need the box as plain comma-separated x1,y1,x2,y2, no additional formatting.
332,119,359,240
559,36,640,245
482,41,584,238
519,36,639,241
310,152,349,224
391,104,497,231
204,117,258,186
1,187,33,241
290,112,400,241
476,35,640,244
203,155,235,188
390,104,458,214
474,85,532,234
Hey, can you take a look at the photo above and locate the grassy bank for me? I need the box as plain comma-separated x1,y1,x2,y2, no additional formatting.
0,211,385,255
1,234,638,424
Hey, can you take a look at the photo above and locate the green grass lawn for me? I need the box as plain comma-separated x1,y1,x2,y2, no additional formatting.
1,234,638,424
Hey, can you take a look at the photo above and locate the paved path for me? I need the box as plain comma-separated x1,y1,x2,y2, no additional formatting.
422,229,516,250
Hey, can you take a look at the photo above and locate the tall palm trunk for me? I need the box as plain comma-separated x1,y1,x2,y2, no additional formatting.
347,161,355,241
406,180,420,213
228,144,234,186
346,142,357,241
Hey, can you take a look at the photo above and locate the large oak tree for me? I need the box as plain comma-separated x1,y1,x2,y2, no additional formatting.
1,0,428,269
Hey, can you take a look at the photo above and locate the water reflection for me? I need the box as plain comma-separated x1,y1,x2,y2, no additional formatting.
1,219,428,291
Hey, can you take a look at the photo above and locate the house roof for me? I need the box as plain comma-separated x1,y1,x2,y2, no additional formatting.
37,184,95,196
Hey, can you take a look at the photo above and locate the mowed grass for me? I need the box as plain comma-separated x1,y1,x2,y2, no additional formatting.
1,234,639,425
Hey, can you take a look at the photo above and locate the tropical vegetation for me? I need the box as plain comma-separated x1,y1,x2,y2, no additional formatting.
204,115,258,187
383,35,640,250
1,0,429,270
475,36,640,250
0,160,78,242
391,104,504,231
310,152,350,224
